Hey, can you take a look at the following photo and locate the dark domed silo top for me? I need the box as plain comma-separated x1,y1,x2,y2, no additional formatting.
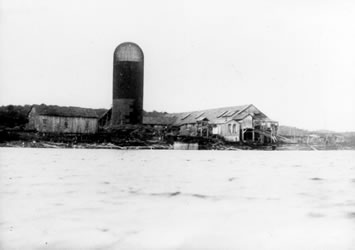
114,42,144,62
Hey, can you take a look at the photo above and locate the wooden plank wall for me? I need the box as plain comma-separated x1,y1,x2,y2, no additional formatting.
217,121,240,142
29,112,98,134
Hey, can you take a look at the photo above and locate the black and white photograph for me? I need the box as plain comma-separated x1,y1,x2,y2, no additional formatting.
1,0,355,249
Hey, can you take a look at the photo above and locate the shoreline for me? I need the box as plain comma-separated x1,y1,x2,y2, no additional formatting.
1,140,354,151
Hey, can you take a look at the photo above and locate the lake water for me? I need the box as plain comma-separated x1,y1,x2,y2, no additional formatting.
1,148,355,249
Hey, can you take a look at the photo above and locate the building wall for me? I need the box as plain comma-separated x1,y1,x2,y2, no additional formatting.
28,110,98,134
179,124,198,136
240,115,253,129
213,120,240,142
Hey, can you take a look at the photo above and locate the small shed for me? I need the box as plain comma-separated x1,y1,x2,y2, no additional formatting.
27,105,103,134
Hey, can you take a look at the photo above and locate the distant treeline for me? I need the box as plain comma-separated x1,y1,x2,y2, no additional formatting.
278,125,355,138
278,125,355,148
278,126,310,137
0,105,32,129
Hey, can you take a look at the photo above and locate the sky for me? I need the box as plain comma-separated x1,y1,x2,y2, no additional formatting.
0,0,354,131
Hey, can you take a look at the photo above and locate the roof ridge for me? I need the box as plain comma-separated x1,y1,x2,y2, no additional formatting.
34,104,100,110
171,104,251,115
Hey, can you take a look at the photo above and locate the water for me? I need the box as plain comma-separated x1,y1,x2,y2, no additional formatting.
1,148,355,249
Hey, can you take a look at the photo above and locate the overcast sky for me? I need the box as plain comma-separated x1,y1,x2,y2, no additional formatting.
1,0,354,131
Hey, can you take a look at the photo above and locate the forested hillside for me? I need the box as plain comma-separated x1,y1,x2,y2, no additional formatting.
0,105,32,129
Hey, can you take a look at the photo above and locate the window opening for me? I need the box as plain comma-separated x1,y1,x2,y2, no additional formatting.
217,110,228,118
85,120,90,131
181,113,191,120
224,110,238,117
195,112,205,119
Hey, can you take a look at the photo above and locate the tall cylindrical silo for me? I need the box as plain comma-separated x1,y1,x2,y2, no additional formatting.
112,42,144,125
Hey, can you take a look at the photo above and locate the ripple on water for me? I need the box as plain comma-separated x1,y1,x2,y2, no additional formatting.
308,212,325,218
310,177,323,181
346,212,355,219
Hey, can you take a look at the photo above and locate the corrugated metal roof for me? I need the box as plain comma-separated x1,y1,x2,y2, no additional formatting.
172,104,251,126
196,116,209,122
